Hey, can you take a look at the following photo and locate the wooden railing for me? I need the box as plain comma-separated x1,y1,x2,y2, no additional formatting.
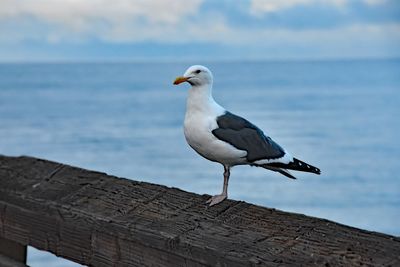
0,155,399,266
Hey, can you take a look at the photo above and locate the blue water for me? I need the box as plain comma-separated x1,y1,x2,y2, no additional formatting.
0,60,399,266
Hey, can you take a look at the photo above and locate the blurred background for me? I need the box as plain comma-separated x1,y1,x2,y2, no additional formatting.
0,0,399,266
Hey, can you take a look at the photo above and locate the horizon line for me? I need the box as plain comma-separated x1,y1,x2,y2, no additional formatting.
0,56,399,65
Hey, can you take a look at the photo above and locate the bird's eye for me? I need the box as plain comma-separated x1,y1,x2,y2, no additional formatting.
194,70,201,74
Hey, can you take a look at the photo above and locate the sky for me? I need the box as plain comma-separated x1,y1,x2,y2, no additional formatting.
0,0,399,61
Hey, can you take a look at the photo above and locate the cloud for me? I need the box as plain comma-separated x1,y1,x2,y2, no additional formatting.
250,0,345,14
362,0,387,6
0,0,398,60
249,0,387,15
0,0,203,34
187,21,400,47
1,0,397,44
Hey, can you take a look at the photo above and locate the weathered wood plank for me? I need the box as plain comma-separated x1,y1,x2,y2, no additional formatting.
0,155,399,267
0,237,27,264
0,254,28,267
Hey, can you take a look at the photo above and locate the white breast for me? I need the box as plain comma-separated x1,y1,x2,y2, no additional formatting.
183,86,247,166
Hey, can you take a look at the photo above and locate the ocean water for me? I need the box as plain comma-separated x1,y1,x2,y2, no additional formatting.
0,60,399,266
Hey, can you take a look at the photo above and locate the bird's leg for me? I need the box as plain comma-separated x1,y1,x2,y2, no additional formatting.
206,165,230,206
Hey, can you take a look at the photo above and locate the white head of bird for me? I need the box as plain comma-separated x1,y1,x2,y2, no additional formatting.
173,65,213,87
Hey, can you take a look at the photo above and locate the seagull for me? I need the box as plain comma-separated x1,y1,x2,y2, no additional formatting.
173,65,320,206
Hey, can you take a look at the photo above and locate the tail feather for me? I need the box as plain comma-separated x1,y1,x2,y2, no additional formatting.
258,165,296,179
275,168,297,179
267,158,321,175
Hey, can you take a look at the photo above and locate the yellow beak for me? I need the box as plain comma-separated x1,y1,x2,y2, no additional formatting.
173,76,188,85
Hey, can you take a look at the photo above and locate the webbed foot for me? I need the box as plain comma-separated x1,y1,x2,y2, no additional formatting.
206,194,227,207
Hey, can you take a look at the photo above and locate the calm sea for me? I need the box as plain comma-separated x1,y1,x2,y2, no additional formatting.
0,60,399,266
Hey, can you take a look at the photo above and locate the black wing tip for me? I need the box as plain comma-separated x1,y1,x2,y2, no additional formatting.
293,158,321,175
263,158,321,175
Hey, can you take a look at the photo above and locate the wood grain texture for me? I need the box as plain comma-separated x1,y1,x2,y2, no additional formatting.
0,237,27,264
0,155,399,267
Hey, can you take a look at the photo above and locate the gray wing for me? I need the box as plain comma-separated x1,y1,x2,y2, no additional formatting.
212,111,285,162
